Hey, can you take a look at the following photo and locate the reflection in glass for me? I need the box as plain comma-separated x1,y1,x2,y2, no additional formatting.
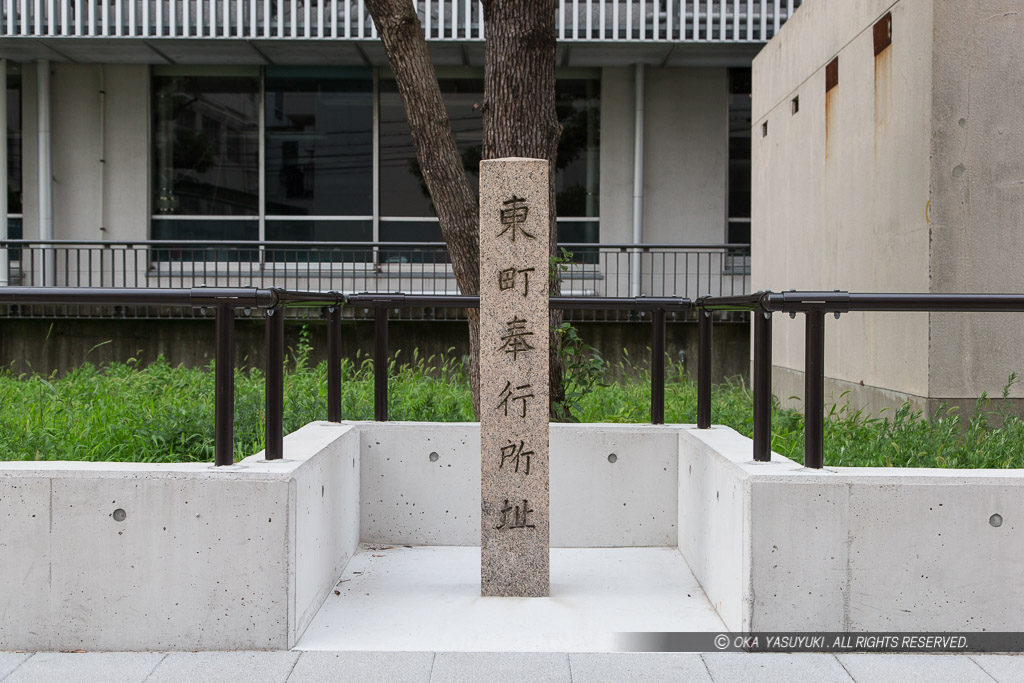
556,220,600,263
152,75,260,217
265,68,373,217
150,219,259,261
7,70,21,215
728,68,752,242
555,79,600,218
6,217,21,260
378,76,600,231
265,219,373,262
379,221,449,263
379,79,484,218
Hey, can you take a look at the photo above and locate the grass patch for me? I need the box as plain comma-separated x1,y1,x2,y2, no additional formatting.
2,351,1023,468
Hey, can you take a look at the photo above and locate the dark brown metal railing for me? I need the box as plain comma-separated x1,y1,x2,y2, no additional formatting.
696,291,1024,469
0,287,689,466
5,285,1013,470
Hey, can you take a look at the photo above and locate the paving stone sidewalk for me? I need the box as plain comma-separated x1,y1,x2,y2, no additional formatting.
2,651,1023,683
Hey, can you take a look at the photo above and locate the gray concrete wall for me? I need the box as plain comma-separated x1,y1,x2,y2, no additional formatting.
600,66,729,247
53,65,103,241
643,67,728,245
101,65,151,241
18,63,150,242
0,422,361,651
752,0,935,412
755,0,1024,414
599,67,634,245
682,426,1024,632
927,3,1024,400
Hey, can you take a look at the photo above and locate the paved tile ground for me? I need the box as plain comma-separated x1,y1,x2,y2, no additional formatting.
2,653,165,683
835,653,995,683
0,651,1020,682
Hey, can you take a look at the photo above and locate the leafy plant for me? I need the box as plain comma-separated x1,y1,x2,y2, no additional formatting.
2,354,1023,469
551,321,607,422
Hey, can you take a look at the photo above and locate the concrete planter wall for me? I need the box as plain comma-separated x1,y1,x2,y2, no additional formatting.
2,421,1021,650
0,423,361,651
679,428,1024,632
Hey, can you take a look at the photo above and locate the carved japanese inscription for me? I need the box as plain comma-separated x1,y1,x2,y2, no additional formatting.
480,157,550,597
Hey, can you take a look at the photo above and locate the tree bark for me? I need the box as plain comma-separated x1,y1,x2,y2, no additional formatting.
366,0,565,417
365,0,483,415
481,0,565,415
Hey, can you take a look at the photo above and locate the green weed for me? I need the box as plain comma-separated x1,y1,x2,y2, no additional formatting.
1,354,1022,468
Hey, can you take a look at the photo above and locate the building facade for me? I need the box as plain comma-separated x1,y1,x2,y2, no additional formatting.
753,0,1024,415
0,1,800,298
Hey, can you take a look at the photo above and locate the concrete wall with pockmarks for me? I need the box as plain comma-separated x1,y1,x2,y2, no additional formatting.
753,0,1024,416
681,426,1024,632
0,422,360,651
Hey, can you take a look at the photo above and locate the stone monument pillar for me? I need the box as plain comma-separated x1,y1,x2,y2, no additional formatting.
479,157,550,597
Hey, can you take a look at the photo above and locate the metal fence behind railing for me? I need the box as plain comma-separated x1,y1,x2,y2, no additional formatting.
1,0,799,42
0,240,749,320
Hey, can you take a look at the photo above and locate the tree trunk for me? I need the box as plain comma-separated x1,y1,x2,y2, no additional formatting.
364,0,483,415
481,0,566,416
366,0,565,418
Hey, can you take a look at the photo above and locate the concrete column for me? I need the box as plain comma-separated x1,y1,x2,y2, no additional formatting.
630,63,645,297
37,59,54,285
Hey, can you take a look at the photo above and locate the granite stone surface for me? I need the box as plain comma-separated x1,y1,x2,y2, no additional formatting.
479,157,551,597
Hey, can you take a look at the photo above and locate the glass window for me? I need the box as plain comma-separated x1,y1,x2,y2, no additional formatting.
379,221,448,264
379,75,600,232
379,78,483,218
265,219,373,263
7,68,20,242
728,68,751,245
149,219,259,262
148,69,602,261
555,79,600,219
152,74,260,217
264,67,373,218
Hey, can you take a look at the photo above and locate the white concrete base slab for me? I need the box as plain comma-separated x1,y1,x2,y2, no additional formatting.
294,545,725,652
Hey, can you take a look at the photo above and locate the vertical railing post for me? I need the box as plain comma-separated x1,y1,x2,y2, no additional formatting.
804,310,825,469
374,302,389,421
327,304,342,422
697,308,712,428
651,306,666,424
264,306,284,460
752,309,772,461
214,303,235,466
